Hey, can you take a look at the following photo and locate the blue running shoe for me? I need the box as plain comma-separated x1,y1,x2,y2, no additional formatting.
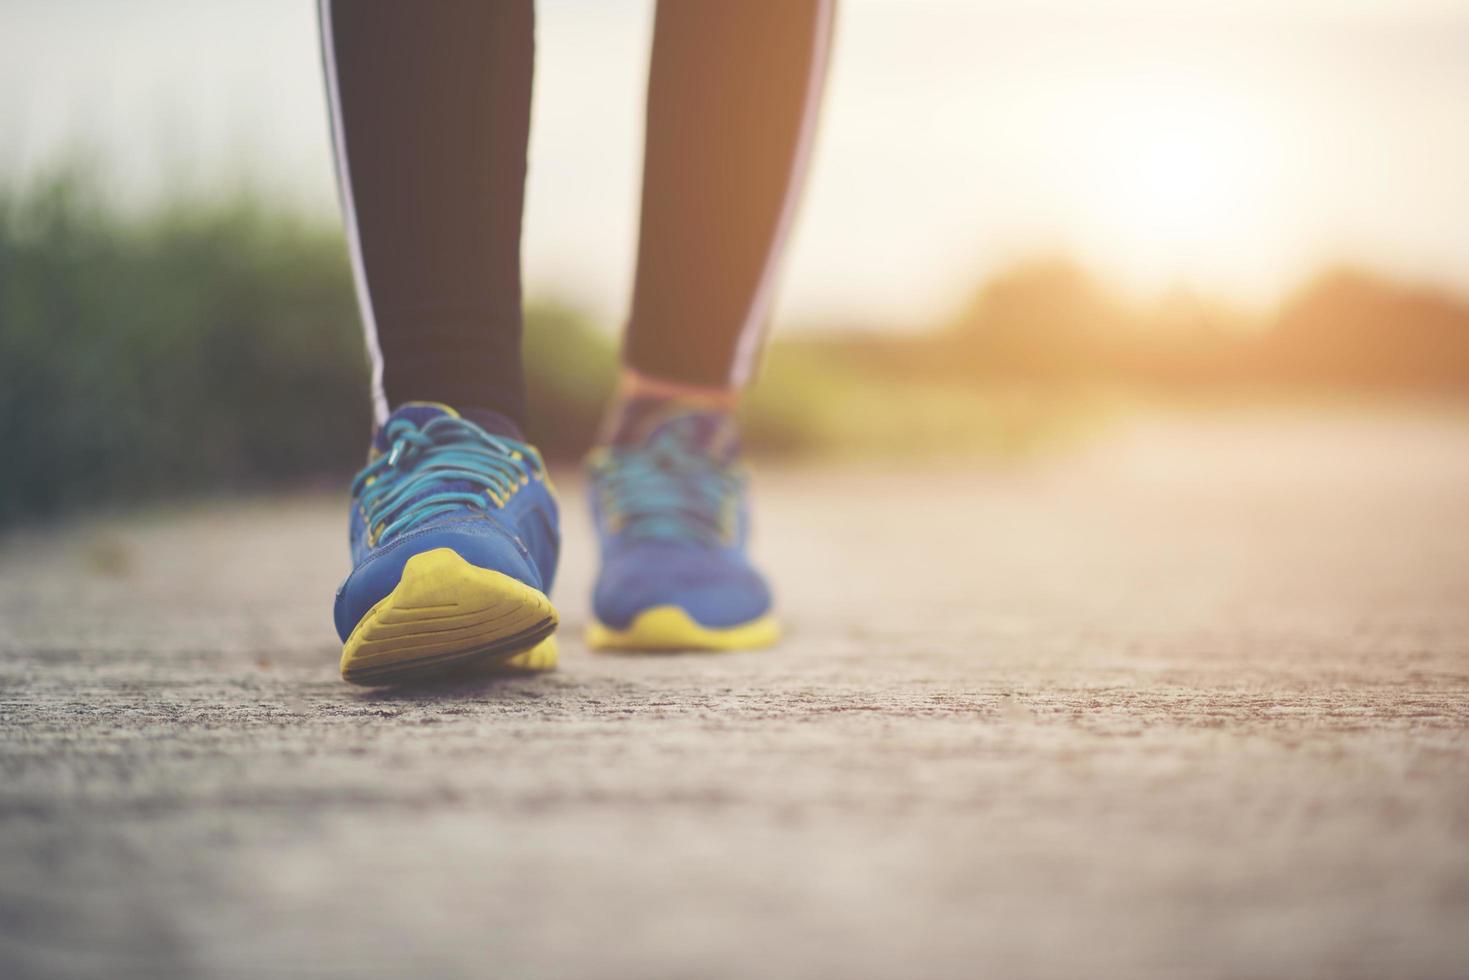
586,400,778,651
334,402,560,684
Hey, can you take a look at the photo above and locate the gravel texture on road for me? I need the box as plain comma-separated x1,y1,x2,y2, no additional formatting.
2,414,1467,979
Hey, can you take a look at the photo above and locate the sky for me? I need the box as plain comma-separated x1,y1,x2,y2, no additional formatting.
4,0,1469,330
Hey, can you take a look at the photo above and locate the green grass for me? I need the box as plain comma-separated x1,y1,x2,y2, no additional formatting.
0,170,685,523
0,170,1098,524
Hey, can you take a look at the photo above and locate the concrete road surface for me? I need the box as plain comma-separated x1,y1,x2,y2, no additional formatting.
2,412,1467,979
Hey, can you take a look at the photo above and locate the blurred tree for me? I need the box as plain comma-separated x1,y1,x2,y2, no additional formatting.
1268,268,1469,392
5,169,1469,525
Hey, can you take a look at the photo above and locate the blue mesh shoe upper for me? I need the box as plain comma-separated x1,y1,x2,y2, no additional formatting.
334,403,560,641
588,402,772,630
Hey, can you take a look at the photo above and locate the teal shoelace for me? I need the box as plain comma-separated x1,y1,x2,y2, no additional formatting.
353,415,542,546
593,429,741,546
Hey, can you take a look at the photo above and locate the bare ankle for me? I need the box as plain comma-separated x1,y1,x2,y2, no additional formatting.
617,368,741,412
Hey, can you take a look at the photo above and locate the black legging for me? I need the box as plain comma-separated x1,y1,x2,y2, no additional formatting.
320,0,835,429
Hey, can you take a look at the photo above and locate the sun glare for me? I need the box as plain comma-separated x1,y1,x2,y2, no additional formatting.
1066,78,1287,302
1133,132,1229,237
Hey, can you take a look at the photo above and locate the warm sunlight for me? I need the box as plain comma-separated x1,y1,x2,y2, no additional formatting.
4,4,1469,976
1065,78,1286,301
6,0,1469,323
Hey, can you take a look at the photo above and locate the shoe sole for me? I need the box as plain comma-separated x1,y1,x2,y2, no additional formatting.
586,606,779,652
493,634,559,672
340,547,558,685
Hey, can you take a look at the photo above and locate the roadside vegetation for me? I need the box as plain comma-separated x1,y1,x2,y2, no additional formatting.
4,168,1467,524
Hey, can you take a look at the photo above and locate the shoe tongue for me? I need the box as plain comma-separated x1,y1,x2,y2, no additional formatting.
373,402,522,453
604,397,739,463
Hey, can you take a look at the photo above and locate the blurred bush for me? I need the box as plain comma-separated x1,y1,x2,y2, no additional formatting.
4,169,1468,525
1,170,369,521
1266,268,1469,391
0,170,619,523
